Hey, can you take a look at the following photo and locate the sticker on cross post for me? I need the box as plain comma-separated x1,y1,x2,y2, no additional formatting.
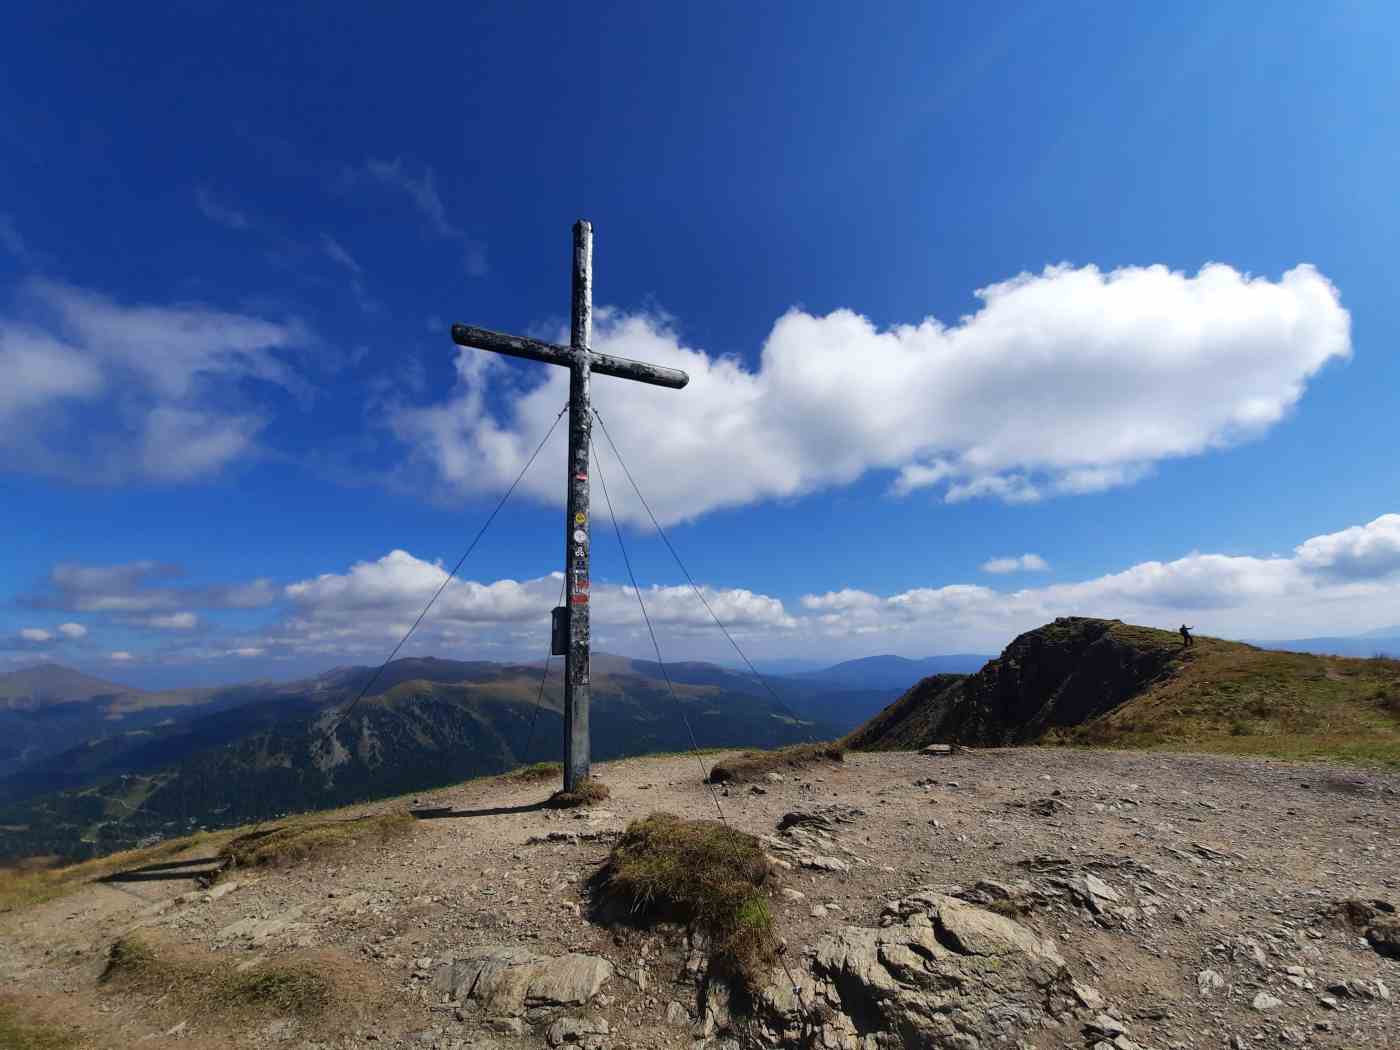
573,529,587,544
570,593,589,605
574,512,586,525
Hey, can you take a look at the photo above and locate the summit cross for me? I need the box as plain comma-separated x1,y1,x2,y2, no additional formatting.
451,220,689,793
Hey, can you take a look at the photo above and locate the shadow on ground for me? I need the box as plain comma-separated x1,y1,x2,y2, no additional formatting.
410,801,551,821
95,856,225,884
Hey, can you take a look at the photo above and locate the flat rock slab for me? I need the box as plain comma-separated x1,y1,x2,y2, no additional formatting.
434,945,614,1016
755,889,1075,1048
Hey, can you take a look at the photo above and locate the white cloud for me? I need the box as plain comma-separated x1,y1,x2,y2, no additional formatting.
794,514,1400,650
36,514,1400,668
0,281,312,483
194,186,250,230
982,554,1050,574
108,650,134,662
391,263,1349,525
30,560,279,615
19,628,52,642
57,622,87,638
1293,514,1400,580
144,612,199,630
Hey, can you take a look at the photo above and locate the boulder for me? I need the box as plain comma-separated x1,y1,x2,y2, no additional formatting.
433,946,614,1016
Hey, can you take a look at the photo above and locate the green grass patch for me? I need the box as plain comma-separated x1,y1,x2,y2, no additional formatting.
218,813,414,871
0,1001,80,1050
707,741,845,784
599,812,776,991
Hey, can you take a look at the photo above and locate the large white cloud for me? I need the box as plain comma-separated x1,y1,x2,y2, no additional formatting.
391,263,1349,524
0,280,312,483
273,549,796,657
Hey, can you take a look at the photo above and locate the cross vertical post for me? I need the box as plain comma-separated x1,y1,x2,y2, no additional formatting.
563,220,593,791
450,221,689,795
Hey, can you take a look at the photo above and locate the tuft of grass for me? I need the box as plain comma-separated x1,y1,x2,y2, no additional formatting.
218,813,413,871
707,741,845,784
546,777,611,808
0,1001,80,1050
505,761,564,783
101,934,335,1019
218,966,334,1015
599,812,776,991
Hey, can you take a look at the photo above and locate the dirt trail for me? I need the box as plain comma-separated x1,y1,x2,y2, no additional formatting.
4,747,1399,1049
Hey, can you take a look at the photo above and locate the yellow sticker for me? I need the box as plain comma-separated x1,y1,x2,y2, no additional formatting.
574,512,586,525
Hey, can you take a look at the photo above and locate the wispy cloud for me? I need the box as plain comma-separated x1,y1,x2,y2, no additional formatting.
360,157,458,237
346,157,486,276
0,280,315,484
0,214,32,263
194,186,250,230
320,234,363,275
981,553,1050,574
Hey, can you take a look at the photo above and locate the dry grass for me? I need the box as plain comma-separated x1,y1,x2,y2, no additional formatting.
0,831,228,913
546,777,611,808
101,933,338,1019
0,1000,80,1050
218,813,414,871
599,812,775,991
707,741,845,784
504,761,564,783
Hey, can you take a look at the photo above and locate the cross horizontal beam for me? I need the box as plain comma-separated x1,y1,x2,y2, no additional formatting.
451,323,689,389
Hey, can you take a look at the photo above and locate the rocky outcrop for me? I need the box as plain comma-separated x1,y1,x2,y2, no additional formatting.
750,890,1082,1049
849,618,1179,750
431,945,614,1018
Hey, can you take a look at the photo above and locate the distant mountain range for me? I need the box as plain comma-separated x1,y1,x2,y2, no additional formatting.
1250,629,1400,658
0,649,983,861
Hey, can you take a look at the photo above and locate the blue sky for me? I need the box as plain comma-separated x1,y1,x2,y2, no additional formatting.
3,2,1400,688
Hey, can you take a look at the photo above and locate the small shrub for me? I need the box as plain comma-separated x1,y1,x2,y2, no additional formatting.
707,742,845,784
599,812,775,991
1229,719,1253,737
546,777,611,808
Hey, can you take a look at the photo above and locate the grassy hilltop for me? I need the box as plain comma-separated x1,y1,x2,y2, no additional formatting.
848,617,1400,766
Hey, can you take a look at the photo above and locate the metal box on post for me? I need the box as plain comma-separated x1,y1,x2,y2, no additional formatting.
551,606,569,657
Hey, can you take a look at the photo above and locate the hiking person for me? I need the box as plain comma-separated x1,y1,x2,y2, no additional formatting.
1180,624,1195,648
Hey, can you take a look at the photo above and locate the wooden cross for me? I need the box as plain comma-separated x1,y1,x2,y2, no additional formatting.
451,220,689,792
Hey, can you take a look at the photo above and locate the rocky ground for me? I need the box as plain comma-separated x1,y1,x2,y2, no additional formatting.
2,747,1398,1050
